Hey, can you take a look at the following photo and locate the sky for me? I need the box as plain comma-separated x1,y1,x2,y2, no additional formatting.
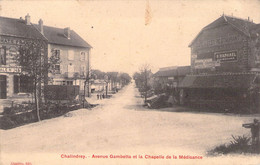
1,0,260,75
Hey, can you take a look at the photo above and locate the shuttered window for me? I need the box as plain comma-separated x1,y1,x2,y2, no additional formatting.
0,46,6,65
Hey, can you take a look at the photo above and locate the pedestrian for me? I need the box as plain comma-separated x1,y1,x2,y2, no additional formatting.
97,94,99,100
243,118,260,147
102,93,105,99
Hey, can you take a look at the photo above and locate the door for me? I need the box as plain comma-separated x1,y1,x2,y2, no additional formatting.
0,75,7,99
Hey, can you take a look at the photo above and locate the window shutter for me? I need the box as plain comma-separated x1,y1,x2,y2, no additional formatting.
13,75,19,93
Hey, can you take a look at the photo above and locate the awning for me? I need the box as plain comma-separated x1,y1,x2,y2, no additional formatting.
179,73,258,88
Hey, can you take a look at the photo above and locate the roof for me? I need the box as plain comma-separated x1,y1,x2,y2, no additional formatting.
189,15,257,47
34,24,92,48
179,73,258,88
154,66,191,77
0,16,46,40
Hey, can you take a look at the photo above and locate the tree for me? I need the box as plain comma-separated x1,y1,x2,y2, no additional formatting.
118,72,132,85
106,72,118,90
17,39,60,121
135,64,152,103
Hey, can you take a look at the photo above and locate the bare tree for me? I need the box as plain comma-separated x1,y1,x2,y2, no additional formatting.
17,39,60,121
139,63,152,103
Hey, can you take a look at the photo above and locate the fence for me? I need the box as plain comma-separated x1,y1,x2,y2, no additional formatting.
45,85,80,100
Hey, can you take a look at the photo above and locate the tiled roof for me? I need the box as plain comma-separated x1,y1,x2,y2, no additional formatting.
0,16,46,40
34,25,92,48
179,73,257,88
154,66,190,77
189,15,257,47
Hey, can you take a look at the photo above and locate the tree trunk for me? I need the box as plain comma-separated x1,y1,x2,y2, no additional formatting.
34,79,41,121
83,80,86,108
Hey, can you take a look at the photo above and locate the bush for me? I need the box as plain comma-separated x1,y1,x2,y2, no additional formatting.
207,135,257,156
0,100,84,130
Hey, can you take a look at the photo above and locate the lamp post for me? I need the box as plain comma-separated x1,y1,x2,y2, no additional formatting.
104,75,109,98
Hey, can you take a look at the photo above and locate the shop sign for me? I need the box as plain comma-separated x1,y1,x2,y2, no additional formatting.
0,66,22,73
194,58,220,69
214,51,237,62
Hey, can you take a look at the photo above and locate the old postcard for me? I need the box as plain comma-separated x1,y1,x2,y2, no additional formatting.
0,0,260,165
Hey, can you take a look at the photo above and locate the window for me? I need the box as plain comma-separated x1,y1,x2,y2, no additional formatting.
52,49,60,59
51,49,61,73
66,81,73,85
68,64,74,78
0,46,6,65
68,64,74,73
13,75,33,93
54,64,60,73
80,52,85,61
68,50,74,60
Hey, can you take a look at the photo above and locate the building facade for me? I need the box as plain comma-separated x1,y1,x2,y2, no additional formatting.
0,14,92,102
0,15,47,100
34,18,92,94
153,66,190,94
179,15,260,111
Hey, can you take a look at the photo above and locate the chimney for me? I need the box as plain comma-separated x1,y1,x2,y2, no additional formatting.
38,19,44,35
64,27,71,39
25,13,31,25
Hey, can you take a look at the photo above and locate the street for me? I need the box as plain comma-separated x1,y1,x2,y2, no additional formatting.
1,83,260,165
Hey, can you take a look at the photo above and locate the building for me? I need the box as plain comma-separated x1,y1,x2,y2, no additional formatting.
34,18,92,95
0,15,48,100
179,15,260,111
153,66,190,94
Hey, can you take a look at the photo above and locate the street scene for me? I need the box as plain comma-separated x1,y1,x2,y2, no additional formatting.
1,82,259,164
1,0,260,165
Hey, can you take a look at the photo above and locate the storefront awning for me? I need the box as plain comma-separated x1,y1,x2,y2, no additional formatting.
179,73,258,88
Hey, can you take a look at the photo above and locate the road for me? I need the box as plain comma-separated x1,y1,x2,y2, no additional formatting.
1,83,260,165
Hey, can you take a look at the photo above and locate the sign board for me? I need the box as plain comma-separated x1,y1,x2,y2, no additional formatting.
0,66,22,73
214,51,237,62
194,58,220,69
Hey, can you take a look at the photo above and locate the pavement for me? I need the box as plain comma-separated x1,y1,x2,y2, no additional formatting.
0,83,260,165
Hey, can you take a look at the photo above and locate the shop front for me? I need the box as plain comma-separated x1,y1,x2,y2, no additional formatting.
179,73,260,112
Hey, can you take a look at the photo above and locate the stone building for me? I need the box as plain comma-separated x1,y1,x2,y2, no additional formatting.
179,15,260,111
0,15,47,100
0,14,92,102
34,19,92,94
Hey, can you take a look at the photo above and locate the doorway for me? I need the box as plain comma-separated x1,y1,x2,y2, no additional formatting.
0,75,7,99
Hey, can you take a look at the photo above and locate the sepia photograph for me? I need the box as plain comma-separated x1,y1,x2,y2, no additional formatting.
0,0,260,164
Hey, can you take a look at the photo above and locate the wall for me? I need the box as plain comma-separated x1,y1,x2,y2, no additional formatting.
0,35,47,98
190,24,250,74
48,44,90,91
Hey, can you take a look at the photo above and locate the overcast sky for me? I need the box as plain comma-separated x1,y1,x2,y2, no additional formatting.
1,0,260,74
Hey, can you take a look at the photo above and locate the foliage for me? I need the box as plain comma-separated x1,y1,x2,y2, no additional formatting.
0,101,84,130
15,39,60,121
207,135,255,155
134,64,153,102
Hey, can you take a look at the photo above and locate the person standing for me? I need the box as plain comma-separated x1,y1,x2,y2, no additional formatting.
243,119,260,149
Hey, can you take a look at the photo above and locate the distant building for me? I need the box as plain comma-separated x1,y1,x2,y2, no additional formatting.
153,66,190,93
179,15,260,110
0,15,48,100
34,18,92,94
